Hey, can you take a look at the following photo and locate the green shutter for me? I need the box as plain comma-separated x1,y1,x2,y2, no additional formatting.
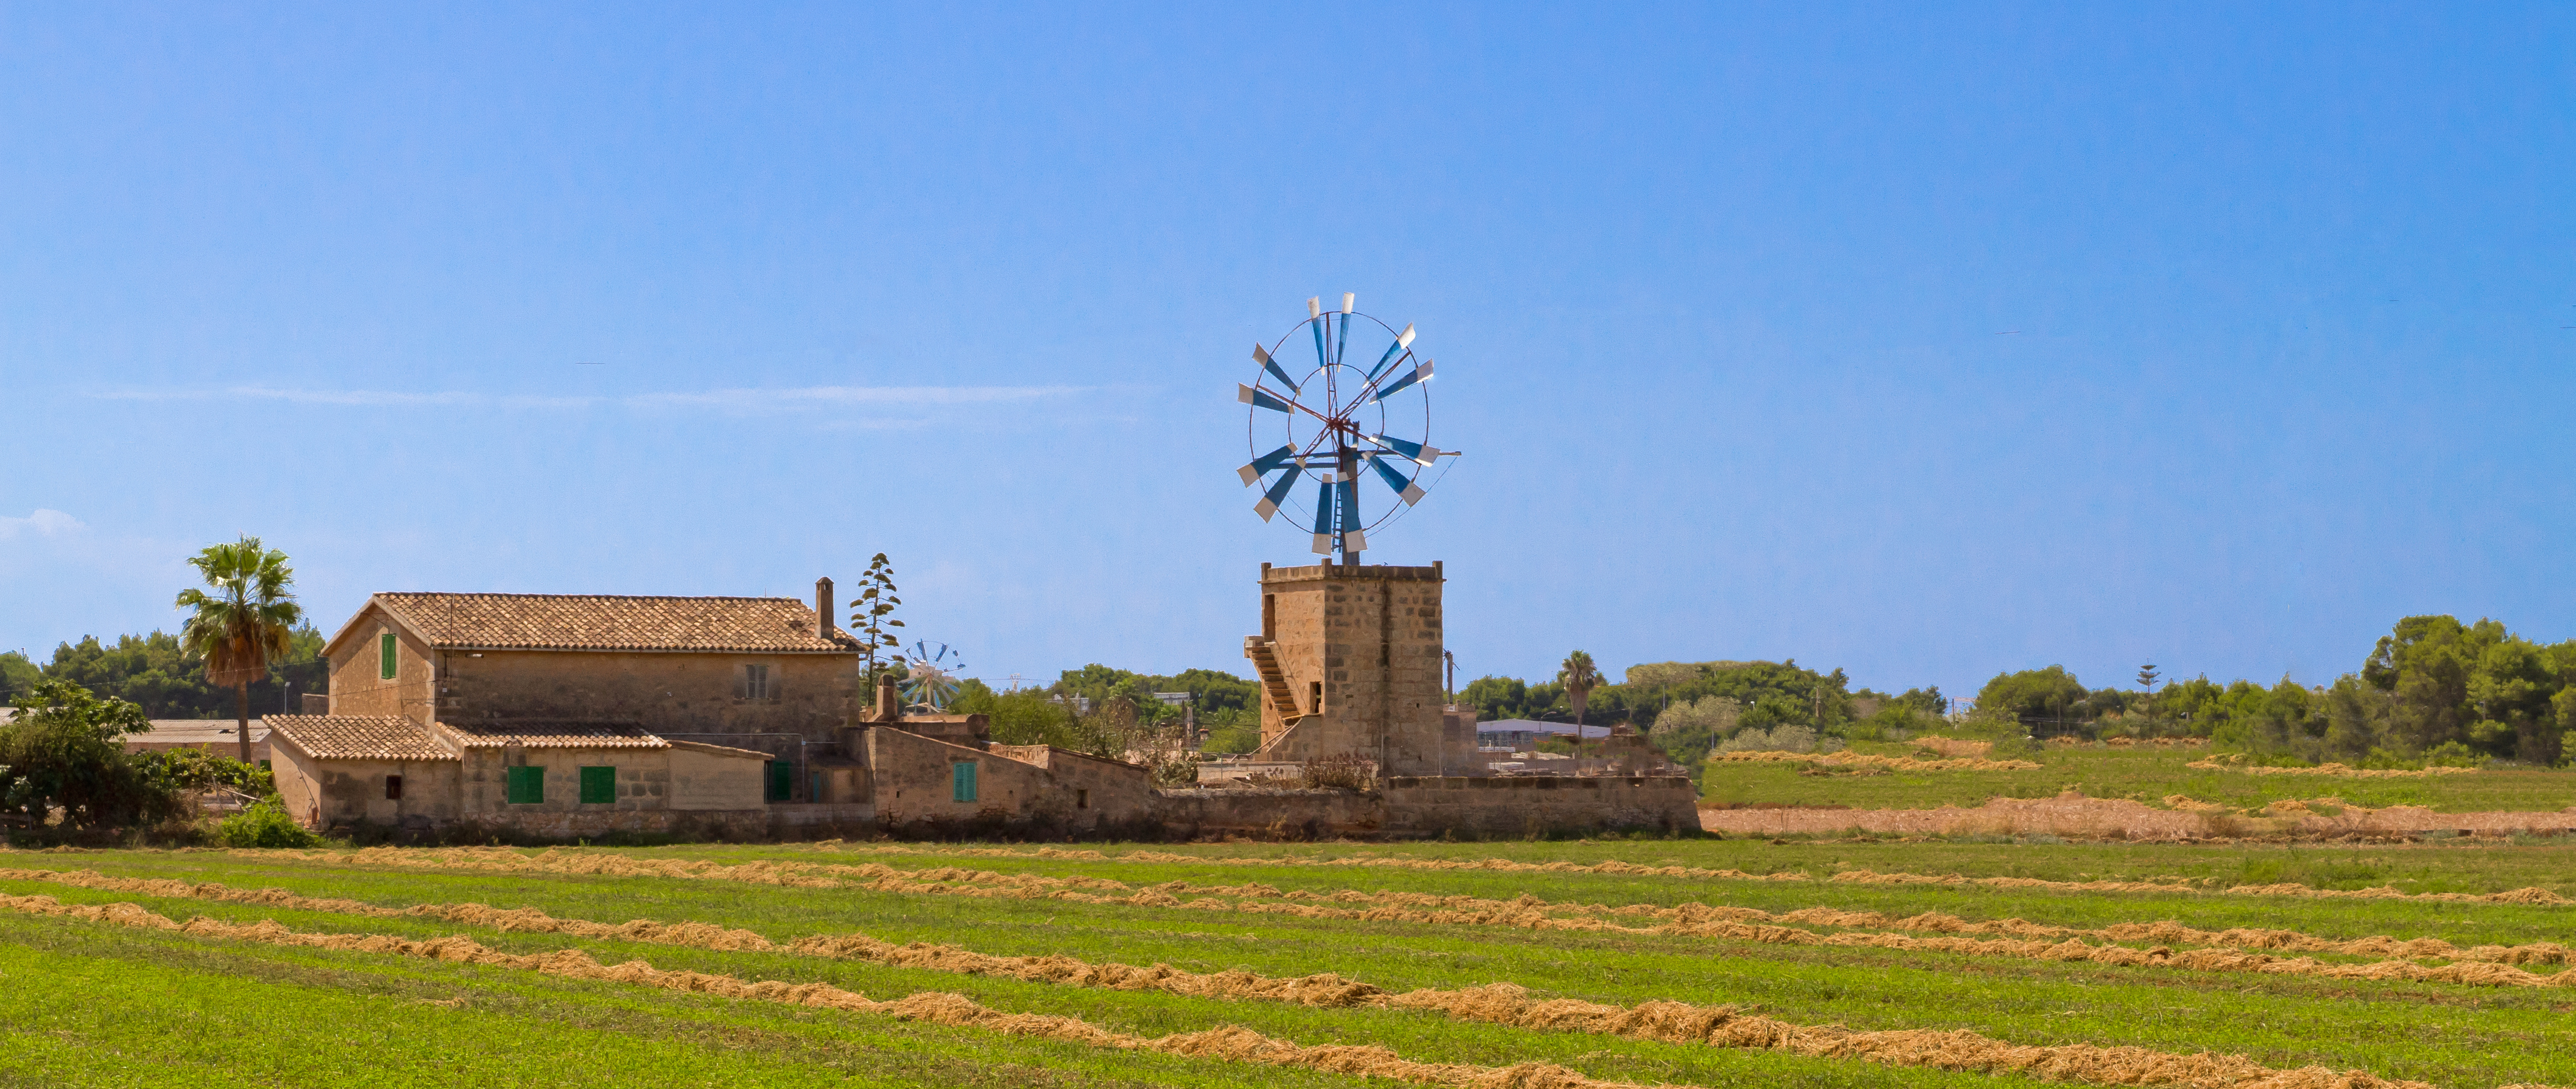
765,760,793,802
579,766,617,804
951,761,977,803
505,765,544,804
379,633,397,680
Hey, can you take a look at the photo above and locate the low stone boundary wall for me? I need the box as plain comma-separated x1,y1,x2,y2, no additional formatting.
1153,788,1383,839
493,808,770,840
1153,776,1701,840
1384,775,1701,838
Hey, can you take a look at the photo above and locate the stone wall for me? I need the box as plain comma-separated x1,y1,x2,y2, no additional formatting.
1380,775,1703,838
321,601,861,741
1153,776,1702,840
1152,787,1386,839
270,740,463,830
1254,563,1446,774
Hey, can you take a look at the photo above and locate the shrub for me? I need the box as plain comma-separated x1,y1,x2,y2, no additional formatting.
1,679,181,828
219,796,320,848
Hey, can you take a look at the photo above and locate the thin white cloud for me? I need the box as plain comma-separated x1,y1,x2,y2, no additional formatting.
95,387,598,409
92,385,1084,413
0,509,83,540
625,386,1084,411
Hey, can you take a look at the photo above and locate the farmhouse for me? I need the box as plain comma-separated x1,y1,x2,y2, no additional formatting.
278,579,1158,837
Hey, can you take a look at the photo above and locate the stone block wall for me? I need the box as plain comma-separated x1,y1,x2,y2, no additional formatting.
1254,562,1446,774
1380,776,1703,838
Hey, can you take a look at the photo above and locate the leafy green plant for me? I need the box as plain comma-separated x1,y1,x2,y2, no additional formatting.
217,796,319,848
847,552,906,690
175,536,305,764
1,679,175,828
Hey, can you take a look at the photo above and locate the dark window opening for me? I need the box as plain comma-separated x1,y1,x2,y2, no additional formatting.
384,775,402,800
1076,788,1089,810
1310,681,1323,716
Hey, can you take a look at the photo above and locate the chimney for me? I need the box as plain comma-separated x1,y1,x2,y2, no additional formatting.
874,675,900,723
815,576,835,638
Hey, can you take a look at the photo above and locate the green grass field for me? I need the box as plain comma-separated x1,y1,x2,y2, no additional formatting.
1700,743,2576,813
5,838,2575,1088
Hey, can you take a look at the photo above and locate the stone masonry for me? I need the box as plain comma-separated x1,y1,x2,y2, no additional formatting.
1250,561,1450,775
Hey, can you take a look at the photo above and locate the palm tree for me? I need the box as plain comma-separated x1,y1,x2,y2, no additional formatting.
176,537,304,763
1558,650,1603,764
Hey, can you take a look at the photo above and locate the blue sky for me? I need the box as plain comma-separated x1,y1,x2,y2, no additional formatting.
3,3,2571,701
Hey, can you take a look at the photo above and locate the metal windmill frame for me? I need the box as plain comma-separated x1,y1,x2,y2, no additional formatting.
1236,293,1458,564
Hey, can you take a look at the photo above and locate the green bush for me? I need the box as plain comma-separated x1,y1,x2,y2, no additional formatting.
218,796,320,848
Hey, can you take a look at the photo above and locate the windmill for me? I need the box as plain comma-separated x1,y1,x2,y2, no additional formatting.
1236,294,1458,561
903,640,966,710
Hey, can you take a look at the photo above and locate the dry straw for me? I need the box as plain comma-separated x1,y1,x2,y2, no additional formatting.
0,889,2501,1089
13,866,2574,992
2185,757,2479,779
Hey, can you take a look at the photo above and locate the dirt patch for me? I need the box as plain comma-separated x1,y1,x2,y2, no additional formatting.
0,890,2464,1089
1698,796,2576,841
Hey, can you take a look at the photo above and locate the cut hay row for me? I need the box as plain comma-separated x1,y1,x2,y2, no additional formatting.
0,892,1645,1089
0,890,2485,1089
18,864,2571,993
225,843,2576,906
2184,759,2480,779
810,844,2576,905
1705,751,2043,772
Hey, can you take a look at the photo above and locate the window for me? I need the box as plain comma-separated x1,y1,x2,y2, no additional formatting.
384,775,402,800
379,633,398,680
505,766,544,804
1310,681,1323,716
951,761,977,803
739,663,771,700
764,760,793,802
579,766,617,804
1076,788,1088,810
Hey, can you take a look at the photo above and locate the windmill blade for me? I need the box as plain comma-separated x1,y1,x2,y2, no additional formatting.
1367,323,1417,381
1308,299,1328,370
1237,443,1297,486
1367,433,1447,465
1334,301,1353,367
1252,344,1300,393
1336,476,1363,552
1369,454,1427,505
1309,475,1336,554
1237,384,1296,413
1254,465,1301,521
1370,358,1433,401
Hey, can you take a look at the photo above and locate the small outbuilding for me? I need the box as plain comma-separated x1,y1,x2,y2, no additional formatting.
267,714,770,838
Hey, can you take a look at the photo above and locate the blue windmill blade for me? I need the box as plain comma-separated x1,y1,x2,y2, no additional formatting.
1367,323,1417,381
1252,344,1300,394
1307,297,1328,370
1254,465,1301,521
1370,359,1433,401
1369,454,1427,506
1238,443,1297,486
1336,475,1365,553
1238,384,1296,413
1309,475,1336,554
1367,433,1447,465
1335,295,1353,367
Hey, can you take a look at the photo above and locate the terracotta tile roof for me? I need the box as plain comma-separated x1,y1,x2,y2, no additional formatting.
266,715,457,761
435,720,670,750
373,592,858,653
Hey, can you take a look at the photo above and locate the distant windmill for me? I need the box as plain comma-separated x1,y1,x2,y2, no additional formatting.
904,640,966,710
1237,294,1459,561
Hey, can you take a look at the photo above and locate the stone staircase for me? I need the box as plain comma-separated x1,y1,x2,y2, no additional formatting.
1242,637,1306,725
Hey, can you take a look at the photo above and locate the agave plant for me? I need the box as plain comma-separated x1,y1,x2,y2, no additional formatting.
176,537,303,763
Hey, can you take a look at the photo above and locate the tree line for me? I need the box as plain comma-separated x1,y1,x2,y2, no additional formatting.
1973,615,2576,767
